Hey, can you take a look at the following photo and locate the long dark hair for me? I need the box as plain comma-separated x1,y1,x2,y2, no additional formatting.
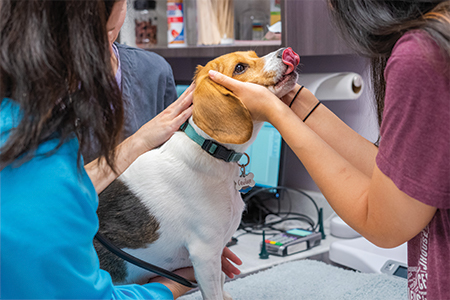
0,0,123,171
328,0,450,127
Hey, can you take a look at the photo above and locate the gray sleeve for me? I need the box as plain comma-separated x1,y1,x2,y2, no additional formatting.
117,43,178,140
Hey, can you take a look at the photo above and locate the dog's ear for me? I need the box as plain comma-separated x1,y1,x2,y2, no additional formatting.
193,73,253,144
193,65,203,81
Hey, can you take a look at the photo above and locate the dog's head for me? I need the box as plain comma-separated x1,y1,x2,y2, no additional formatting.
192,47,299,145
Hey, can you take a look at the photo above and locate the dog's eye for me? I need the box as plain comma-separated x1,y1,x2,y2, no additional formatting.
233,63,247,75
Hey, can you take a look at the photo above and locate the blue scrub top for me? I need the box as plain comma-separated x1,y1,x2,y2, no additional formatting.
0,99,173,299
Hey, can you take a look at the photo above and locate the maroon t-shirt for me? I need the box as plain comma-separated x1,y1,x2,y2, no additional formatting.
376,30,450,299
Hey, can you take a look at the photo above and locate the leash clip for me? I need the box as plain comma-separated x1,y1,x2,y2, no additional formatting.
202,140,240,162
201,139,217,154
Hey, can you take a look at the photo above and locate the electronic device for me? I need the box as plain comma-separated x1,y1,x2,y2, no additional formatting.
380,259,408,279
261,228,322,256
329,237,407,275
240,122,283,188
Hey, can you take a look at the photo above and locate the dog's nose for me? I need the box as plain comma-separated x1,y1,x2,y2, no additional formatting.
281,47,300,75
276,47,286,59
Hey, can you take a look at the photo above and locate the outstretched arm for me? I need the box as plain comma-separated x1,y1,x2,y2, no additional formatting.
85,85,194,194
208,71,436,248
281,84,378,177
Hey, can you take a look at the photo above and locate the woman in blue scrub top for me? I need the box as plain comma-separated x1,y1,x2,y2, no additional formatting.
0,0,240,299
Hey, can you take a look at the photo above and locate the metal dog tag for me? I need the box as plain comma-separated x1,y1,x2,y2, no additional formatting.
235,172,255,193
235,153,255,193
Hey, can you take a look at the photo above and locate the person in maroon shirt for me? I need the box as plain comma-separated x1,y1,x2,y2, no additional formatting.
208,1,450,299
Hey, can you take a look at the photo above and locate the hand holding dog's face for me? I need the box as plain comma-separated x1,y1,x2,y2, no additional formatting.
192,49,299,145
208,70,284,125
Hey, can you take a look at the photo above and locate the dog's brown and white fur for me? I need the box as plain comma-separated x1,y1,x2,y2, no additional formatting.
95,48,299,300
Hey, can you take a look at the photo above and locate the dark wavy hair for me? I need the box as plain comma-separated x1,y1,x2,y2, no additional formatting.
0,0,122,171
328,0,450,128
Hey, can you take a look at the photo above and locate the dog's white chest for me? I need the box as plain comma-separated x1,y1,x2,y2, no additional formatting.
116,132,245,282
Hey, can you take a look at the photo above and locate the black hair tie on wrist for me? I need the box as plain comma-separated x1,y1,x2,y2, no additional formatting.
289,85,304,108
302,101,321,122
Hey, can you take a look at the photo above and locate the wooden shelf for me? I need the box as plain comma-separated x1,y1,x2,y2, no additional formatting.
143,40,282,58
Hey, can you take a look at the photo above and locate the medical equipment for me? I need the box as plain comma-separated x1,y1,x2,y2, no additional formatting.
95,233,198,288
380,260,408,279
261,228,322,256
329,236,407,277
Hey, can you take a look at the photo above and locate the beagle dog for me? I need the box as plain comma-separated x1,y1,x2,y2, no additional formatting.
95,47,300,300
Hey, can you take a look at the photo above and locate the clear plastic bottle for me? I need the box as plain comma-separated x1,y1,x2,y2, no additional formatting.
134,0,157,48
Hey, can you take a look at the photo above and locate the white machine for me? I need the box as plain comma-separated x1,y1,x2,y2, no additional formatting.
328,216,407,278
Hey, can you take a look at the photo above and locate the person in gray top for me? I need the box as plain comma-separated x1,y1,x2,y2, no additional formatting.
116,42,177,144
82,42,177,163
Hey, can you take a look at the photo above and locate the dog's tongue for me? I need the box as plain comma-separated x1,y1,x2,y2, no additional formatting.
282,47,300,75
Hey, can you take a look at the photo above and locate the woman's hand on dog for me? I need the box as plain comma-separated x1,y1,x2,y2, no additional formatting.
222,246,242,279
134,84,194,153
148,247,241,298
148,267,196,299
208,70,288,124
85,85,193,194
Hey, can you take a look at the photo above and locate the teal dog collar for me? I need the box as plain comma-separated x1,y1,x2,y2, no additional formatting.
180,122,243,163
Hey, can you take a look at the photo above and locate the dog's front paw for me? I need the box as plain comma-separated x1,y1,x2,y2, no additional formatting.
223,290,233,300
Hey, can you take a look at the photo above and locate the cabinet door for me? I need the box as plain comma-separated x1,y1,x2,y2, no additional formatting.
282,0,352,56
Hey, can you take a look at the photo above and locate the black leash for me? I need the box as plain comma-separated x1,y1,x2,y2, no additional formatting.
95,232,198,288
